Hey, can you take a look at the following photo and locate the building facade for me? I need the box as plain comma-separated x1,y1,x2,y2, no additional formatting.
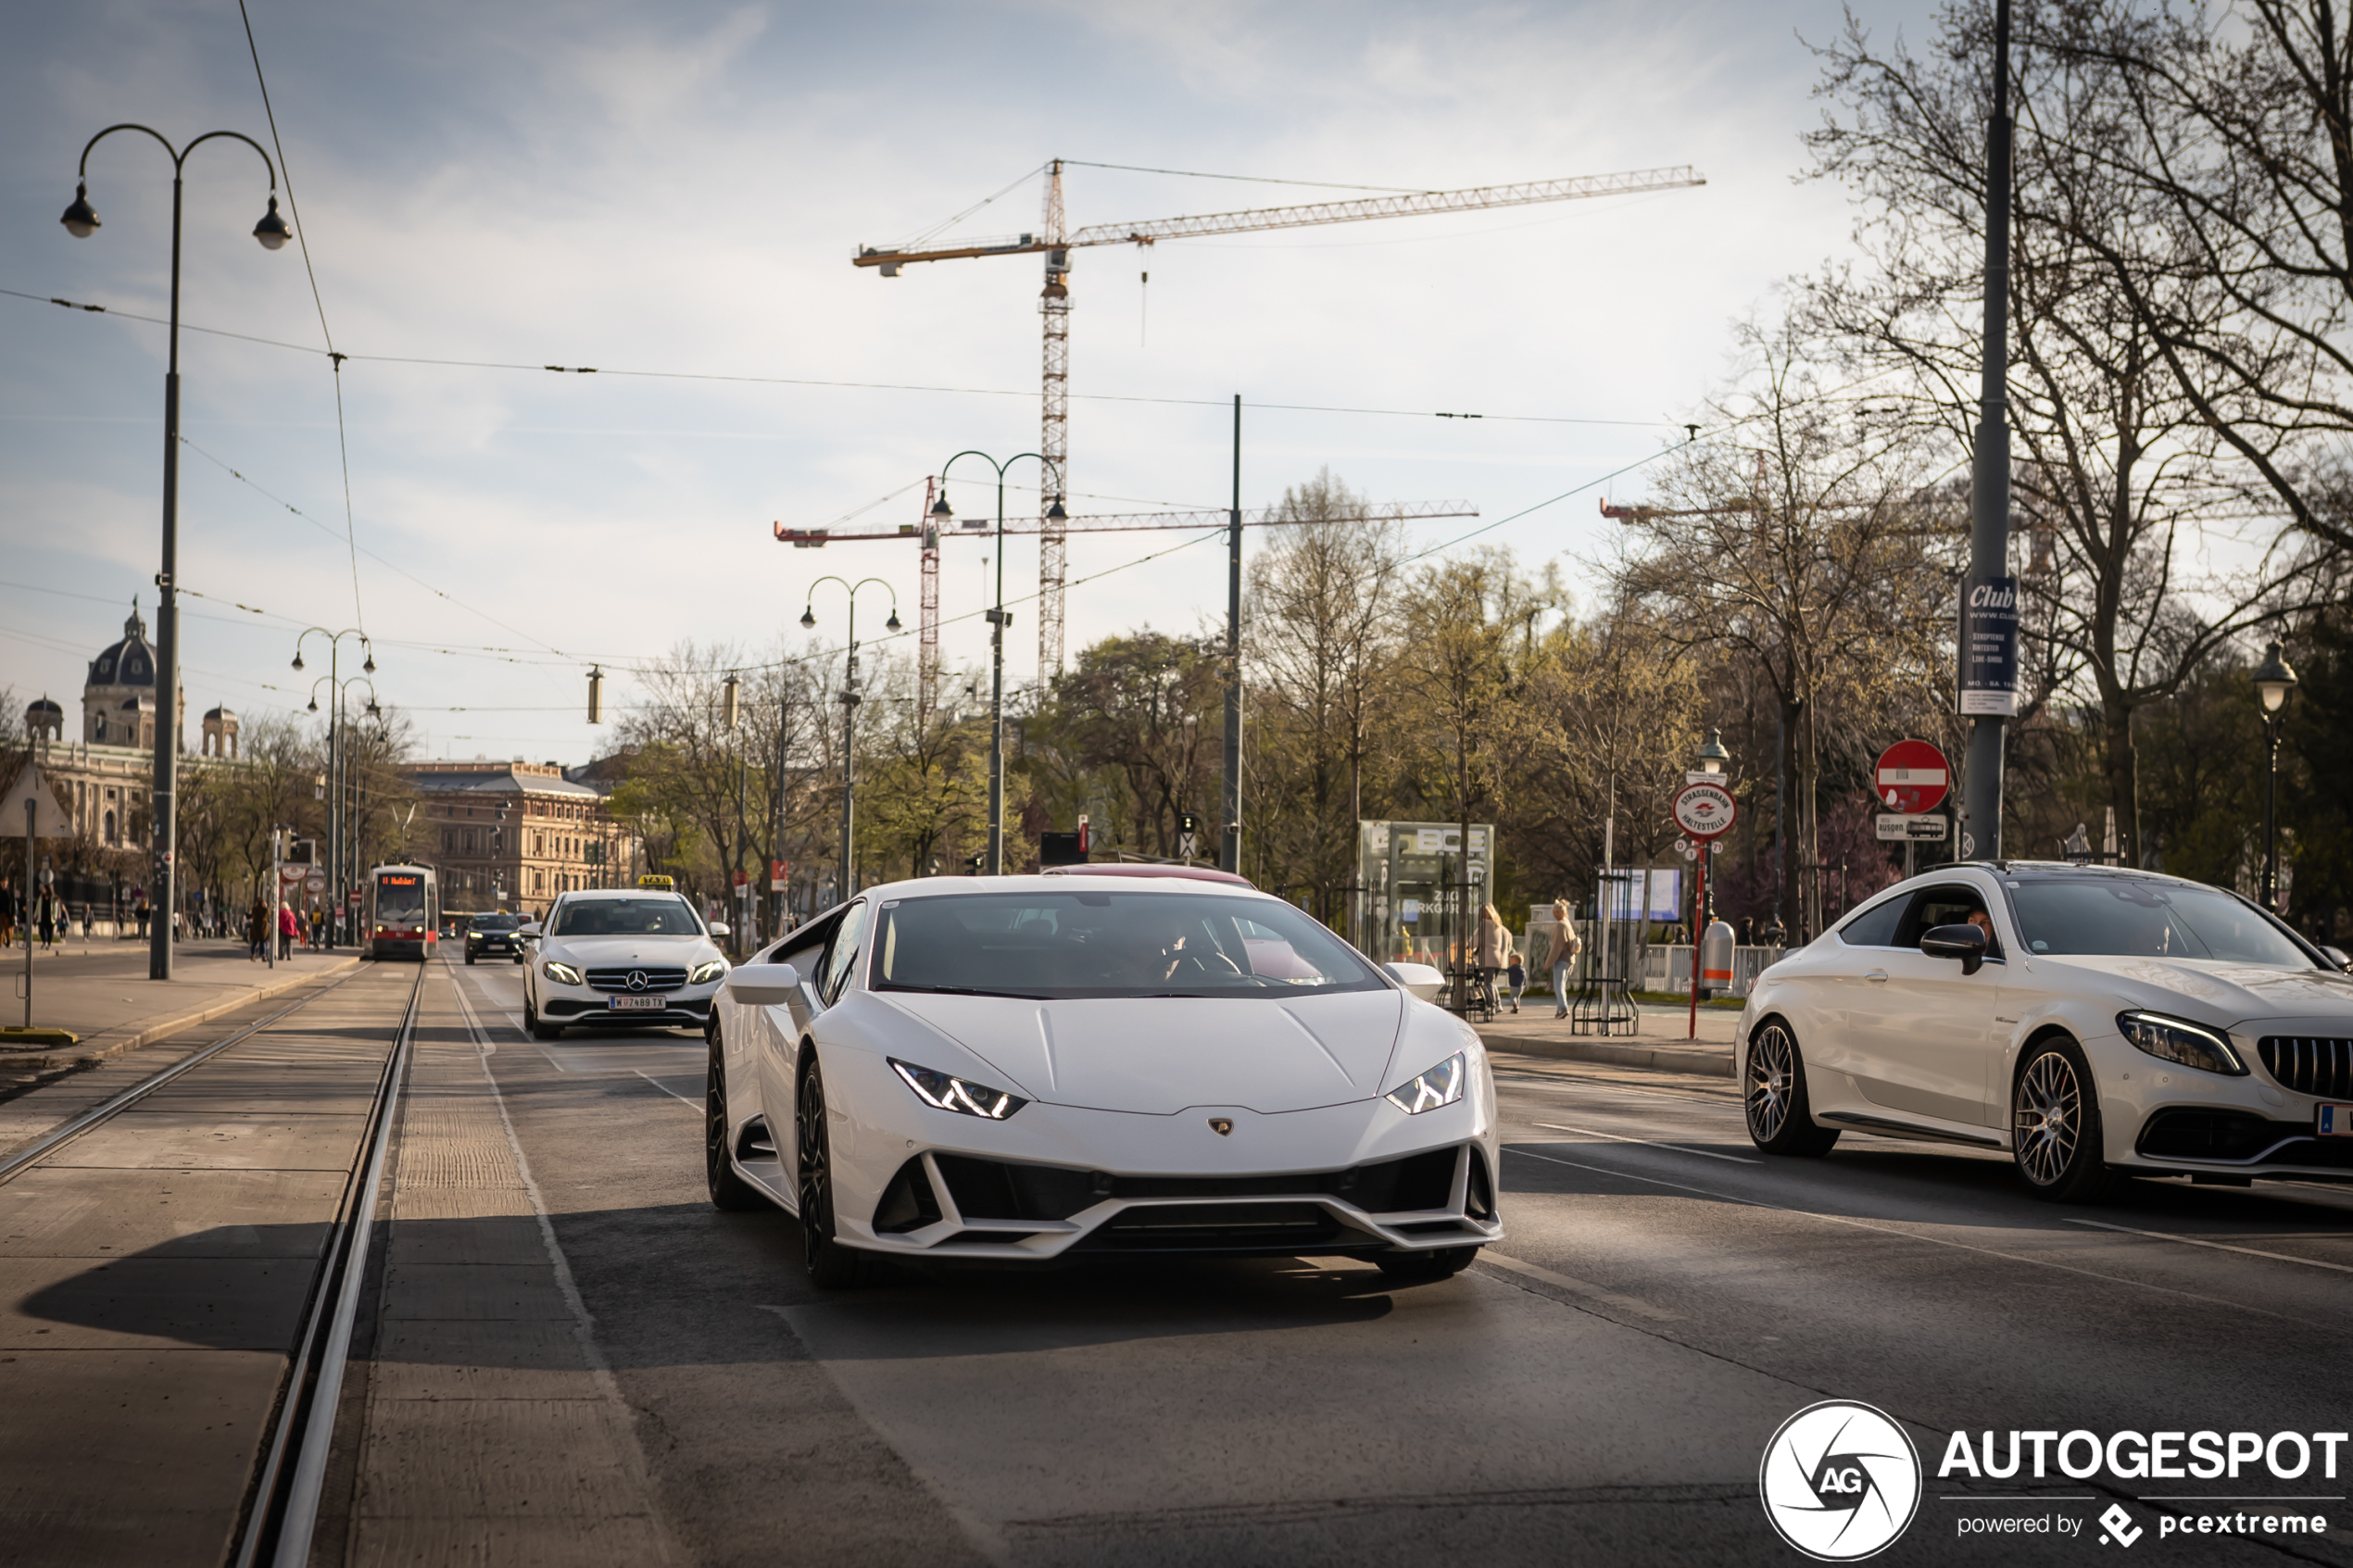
405,760,639,918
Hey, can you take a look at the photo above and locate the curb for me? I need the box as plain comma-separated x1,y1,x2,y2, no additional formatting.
0,956,364,1078
1479,1029,1737,1078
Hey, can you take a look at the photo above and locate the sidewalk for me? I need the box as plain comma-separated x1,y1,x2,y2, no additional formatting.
0,938,363,1091
1473,995,1743,1078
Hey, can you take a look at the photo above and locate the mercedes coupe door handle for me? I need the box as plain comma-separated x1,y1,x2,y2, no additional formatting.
1864,970,1890,984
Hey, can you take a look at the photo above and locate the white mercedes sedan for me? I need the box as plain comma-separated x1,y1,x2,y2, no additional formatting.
522,888,731,1041
1741,862,2353,1200
704,875,1500,1287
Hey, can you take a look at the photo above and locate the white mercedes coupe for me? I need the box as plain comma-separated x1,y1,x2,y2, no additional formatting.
704,875,1501,1287
1741,862,2353,1200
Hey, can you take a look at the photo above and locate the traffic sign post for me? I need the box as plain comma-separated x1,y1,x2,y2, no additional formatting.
1873,740,1951,878
1671,784,1738,1040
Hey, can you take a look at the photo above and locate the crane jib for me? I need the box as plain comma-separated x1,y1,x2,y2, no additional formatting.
851,165,1705,268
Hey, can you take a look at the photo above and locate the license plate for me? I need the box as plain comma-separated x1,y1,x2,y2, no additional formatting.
2320,1105,2353,1137
609,995,667,1011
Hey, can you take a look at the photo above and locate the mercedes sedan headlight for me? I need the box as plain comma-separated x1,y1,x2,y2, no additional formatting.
1386,1052,1466,1114
889,1058,1028,1120
2118,1011,2246,1076
689,959,726,985
543,960,585,986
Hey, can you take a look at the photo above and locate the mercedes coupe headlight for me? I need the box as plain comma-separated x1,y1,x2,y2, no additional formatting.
889,1058,1028,1120
1385,1052,1466,1114
2118,1011,2246,1076
689,959,726,985
542,960,584,986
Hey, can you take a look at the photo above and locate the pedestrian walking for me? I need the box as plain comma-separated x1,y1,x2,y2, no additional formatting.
246,900,269,961
1474,903,1515,1017
0,876,16,948
1549,897,1583,1019
277,901,299,960
133,886,150,940
37,888,58,949
310,906,325,951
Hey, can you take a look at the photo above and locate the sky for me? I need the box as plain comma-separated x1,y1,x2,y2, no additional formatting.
0,0,1945,766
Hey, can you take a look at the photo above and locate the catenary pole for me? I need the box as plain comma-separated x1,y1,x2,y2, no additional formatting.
1222,395,1242,875
1960,0,2014,859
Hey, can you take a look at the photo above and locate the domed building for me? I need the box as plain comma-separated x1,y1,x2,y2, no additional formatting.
82,603,180,749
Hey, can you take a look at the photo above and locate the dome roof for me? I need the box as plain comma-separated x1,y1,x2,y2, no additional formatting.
204,704,237,721
27,696,62,717
87,605,157,691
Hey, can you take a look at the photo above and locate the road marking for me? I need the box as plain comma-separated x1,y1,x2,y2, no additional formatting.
635,1069,700,1108
1527,1120,1758,1163
1476,1249,1682,1320
1502,1147,2296,1320
2063,1217,2353,1275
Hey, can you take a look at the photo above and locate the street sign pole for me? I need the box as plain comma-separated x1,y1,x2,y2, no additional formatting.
1962,0,2016,861
1670,782,1738,1041
22,797,33,1028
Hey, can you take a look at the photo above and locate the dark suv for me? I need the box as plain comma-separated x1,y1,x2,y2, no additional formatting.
465,911,526,965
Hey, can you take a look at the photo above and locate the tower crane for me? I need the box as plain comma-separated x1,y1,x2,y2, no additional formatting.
856,160,1706,676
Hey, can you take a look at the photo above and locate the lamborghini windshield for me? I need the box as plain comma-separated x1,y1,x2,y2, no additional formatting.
872,892,1384,999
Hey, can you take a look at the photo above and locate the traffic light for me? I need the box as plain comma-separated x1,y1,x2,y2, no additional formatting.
1178,812,1199,835
965,854,985,875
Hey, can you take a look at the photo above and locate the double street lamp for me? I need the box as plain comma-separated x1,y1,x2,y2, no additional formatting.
930,452,1065,874
2253,640,2298,911
295,629,377,943
64,123,290,979
799,579,899,900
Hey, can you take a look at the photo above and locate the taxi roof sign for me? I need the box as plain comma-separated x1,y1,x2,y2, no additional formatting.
637,874,676,890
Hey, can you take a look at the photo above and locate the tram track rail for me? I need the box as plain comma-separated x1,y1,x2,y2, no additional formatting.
0,956,426,1568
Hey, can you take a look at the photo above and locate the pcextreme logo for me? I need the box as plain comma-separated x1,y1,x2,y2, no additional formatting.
1759,1400,1923,1561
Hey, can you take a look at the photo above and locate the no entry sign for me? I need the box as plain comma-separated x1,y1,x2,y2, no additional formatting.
1874,739,1949,815
1672,781,1737,841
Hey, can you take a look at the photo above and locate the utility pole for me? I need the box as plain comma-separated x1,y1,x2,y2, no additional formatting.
1221,395,1243,875
1959,0,2016,860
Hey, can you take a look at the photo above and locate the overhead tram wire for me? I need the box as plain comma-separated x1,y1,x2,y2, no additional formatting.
2,287,1681,430
236,0,365,633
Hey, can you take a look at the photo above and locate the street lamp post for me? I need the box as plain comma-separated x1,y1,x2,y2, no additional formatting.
2253,640,2299,910
931,452,1065,874
64,123,289,980
295,629,376,943
799,579,900,900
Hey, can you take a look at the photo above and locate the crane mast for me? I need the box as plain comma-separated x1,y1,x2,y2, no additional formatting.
1039,160,1071,677
856,160,1705,679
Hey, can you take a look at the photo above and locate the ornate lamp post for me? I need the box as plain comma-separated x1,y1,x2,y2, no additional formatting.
799,580,900,900
2253,640,2298,910
64,123,289,978
931,452,1065,873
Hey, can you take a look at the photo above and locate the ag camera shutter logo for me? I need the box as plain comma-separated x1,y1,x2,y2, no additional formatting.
1759,1400,1922,1560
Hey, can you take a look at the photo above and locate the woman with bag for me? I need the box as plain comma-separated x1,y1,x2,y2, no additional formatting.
1474,904,1516,1017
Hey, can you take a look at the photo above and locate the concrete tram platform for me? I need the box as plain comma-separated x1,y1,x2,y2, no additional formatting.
0,940,363,1098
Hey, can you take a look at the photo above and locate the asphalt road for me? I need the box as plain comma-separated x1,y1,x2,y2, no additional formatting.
439,959,2353,1568
6,956,2348,1565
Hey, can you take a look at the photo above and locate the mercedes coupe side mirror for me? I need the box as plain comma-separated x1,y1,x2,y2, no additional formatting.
708,922,732,939
724,962,805,1007
1919,923,1988,977
2322,945,2351,973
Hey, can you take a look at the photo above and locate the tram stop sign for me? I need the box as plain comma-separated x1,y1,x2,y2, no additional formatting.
1672,781,1737,841
1874,738,1950,815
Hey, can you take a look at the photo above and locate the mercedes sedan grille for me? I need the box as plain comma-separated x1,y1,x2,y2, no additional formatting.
2258,1035,2353,1098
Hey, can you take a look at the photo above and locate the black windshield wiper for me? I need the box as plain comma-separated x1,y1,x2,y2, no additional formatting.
884,985,1052,1000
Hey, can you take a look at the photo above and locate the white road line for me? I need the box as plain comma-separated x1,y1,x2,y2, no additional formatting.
1503,1147,2296,1321
635,1069,700,1108
1476,1249,1682,1321
2063,1217,2353,1275
1526,1120,1759,1164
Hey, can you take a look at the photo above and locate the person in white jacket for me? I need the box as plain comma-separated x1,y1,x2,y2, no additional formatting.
1548,897,1583,1018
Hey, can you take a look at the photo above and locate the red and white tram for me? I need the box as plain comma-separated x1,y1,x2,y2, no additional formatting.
366,864,440,960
